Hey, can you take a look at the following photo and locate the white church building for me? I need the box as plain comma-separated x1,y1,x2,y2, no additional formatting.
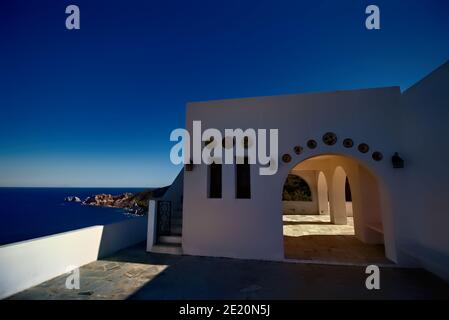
147,61,449,282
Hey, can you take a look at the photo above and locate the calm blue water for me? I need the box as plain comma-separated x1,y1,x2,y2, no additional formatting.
0,188,147,245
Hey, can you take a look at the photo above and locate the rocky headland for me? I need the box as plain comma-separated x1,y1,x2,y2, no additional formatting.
64,186,169,216
82,193,145,214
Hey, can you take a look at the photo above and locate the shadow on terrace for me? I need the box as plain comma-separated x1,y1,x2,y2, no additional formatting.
9,242,449,300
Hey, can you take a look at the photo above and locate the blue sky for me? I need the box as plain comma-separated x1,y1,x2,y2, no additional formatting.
0,0,448,187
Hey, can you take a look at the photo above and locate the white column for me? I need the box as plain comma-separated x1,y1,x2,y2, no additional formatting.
330,166,348,225
317,171,329,215
146,200,157,252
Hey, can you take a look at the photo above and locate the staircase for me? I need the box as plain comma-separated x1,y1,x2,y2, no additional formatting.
148,170,184,255
151,216,183,255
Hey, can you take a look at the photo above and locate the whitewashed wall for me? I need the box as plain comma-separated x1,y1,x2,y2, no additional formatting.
346,202,353,217
182,61,449,282
282,201,318,215
398,61,449,281
0,217,147,299
282,201,351,216
183,86,402,262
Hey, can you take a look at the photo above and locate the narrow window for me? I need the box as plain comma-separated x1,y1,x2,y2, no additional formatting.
345,177,352,201
208,163,222,198
236,157,251,199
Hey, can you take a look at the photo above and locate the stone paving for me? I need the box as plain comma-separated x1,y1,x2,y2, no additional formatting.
283,214,355,237
283,214,391,264
9,242,449,300
9,245,179,300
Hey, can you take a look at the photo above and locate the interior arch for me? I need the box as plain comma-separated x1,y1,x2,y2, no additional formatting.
281,154,391,264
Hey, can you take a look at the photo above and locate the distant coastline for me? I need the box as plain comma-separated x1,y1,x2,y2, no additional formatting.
64,186,169,216
0,187,164,245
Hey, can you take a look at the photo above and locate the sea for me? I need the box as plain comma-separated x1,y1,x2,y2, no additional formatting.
0,188,149,246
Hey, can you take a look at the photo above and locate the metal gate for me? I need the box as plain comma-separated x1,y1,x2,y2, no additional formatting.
156,200,172,236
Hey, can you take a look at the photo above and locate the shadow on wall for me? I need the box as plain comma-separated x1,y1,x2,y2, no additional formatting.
97,218,148,258
400,242,449,282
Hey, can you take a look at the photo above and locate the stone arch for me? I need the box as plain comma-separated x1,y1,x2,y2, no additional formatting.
279,152,397,262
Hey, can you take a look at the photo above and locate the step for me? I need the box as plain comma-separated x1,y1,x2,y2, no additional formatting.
151,243,183,255
171,225,182,234
158,235,182,245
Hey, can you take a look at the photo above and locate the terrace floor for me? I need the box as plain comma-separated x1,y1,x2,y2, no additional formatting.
283,214,391,264
9,242,449,300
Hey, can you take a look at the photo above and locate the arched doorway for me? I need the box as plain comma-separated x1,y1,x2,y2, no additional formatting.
282,154,391,264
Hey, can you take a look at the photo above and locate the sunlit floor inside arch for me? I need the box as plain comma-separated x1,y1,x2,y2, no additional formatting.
283,214,391,264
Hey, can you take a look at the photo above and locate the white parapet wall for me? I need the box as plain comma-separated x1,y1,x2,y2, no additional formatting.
282,201,318,215
282,201,352,216
0,217,147,299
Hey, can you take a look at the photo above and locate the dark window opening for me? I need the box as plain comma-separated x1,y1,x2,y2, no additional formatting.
236,157,251,199
345,177,352,201
208,163,222,198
